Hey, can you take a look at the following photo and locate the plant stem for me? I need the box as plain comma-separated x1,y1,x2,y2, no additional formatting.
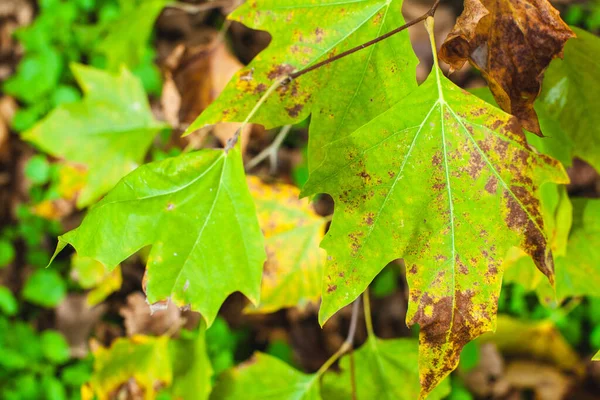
288,0,441,81
245,124,292,171
363,290,375,337
314,298,361,378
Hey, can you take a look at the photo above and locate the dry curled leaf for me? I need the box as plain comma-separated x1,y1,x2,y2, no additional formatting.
439,0,574,135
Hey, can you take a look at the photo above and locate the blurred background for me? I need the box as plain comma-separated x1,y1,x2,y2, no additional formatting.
0,0,599,399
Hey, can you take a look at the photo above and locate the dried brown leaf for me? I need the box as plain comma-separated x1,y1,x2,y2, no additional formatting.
439,0,575,135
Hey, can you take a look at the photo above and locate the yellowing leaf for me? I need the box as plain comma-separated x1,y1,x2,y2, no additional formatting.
52,146,266,325
88,335,172,400
593,351,600,361
302,21,567,396
23,64,167,208
187,0,418,172
247,176,327,313
439,0,574,135
70,254,123,306
481,315,581,373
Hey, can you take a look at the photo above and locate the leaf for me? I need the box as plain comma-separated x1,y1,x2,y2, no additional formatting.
169,324,213,400
23,269,66,308
246,176,327,313
23,64,167,208
539,27,600,172
593,351,600,361
504,197,600,304
187,0,418,171
211,352,320,400
481,315,581,373
439,0,574,134
88,335,172,400
321,337,450,400
302,27,567,396
51,146,266,325
96,0,170,70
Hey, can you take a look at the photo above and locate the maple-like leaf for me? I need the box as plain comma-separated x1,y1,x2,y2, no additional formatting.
302,22,567,396
321,338,450,400
23,64,167,208
539,27,600,171
439,0,574,135
50,146,266,325
187,0,418,171
247,176,327,313
87,335,172,400
211,352,320,399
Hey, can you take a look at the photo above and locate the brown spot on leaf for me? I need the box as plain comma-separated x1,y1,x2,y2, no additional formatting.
327,284,337,293
267,64,295,80
485,176,498,194
286,104,304,118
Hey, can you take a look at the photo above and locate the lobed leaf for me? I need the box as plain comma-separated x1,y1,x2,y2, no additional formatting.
303,36,567,395
247,176,328,313
188,0,418,173
51,146,266,325
22,64,167,208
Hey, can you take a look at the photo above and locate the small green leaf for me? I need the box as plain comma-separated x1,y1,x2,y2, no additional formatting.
22,269,66,308
0,286,18,316
96,0,170,70
53,147,265,325
321,337,450,400
0,239,15,268
593,350,600,361
40,330,70,364
212,352,320,400
23,63,167,208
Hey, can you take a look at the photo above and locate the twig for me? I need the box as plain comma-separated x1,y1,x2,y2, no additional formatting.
288,0,441,81
314,298,362,378
245,125,292,172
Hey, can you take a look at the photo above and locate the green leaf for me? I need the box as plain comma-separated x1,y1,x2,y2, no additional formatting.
246,177,327,313
594,350,600,361
539,27,600,171
0,239,15,268
88,335,172,399
52,147,265,325
40,330,70,364
96,0,170,70
211,352,320,400
188,0,418,172
23,63,167,208
0,286,18,316
24,155,51,185
22,269,66,308
321,337,450,400
3,49,63,104
302,35,567,395
169,324,213,400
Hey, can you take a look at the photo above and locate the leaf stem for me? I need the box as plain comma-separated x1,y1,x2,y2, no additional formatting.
314,298,361,378
363,290,375,338
288,0,441,81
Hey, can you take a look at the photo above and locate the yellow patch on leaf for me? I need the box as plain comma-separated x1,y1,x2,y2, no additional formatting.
246,176,328,313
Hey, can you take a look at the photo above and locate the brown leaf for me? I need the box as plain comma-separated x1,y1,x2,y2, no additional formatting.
439,0,574,135
119,292,183,336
